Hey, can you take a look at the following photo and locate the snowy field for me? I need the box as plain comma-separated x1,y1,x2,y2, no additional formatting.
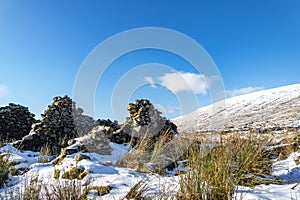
1,135,300,200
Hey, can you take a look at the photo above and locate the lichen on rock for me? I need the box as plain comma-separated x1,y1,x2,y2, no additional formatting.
124,99,177,147
61,167,87,180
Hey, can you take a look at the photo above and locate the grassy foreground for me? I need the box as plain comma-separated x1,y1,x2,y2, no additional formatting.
1,129,299,199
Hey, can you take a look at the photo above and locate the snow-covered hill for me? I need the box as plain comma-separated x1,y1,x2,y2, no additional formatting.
173,84,300,133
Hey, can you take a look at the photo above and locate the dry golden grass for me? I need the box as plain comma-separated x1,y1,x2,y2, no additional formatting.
177,133,275,200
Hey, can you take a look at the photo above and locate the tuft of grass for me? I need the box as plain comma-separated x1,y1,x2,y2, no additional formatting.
117,131,158,172
177,134,273,200
0,154,10,187
43,179,87,200
121,179,148,200
17,175,42,200
38,144,52,163
9,166,20,176
78,171,88,180
117,129,185,174
7,175,88,200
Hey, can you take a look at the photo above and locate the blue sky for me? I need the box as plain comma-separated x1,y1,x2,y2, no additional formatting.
0,1,299,122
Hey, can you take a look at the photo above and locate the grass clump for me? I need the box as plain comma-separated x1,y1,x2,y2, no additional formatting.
21,175,42,200
177,134,273,200
38,144,52,163
43,179,87,200
8,175,88,200
117,129,185,174
122,179,148,200
78,171,88,180
0,155,10,187
62,167,87,180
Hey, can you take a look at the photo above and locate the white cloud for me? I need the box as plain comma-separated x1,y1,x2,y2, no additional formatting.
154,104,181,116
144,76,156,88
158,72,209,95
0,84,8,98
166,106,181,114
226,86,264,97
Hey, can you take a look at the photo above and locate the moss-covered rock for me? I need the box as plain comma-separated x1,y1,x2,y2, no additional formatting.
78,171,88,180
54,169,60,179
52,154,66,165
88,185,111,196
62,167,87,180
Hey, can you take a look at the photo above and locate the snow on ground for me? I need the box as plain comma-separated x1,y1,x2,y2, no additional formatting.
236,184,300,200
173,84,300,132
2,135,300,199
0,142,179,199
235,152,300,200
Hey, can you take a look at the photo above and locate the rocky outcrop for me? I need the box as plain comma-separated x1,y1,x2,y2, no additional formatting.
124,99,177,147
0,103,36,142
12,96,177,158
95,119,130,144
15,96,78,154
128,99,152,126
76,99,178,157
83,99,178,148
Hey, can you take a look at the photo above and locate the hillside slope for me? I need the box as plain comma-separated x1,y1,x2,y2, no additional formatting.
172,84,300,132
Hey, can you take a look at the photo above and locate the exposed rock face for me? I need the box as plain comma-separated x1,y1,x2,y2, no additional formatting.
95,119,130,144
124,99,178,146
81,99,178,155
128,99,152,126
97,119,119,131
16,96,78,153
0,103,36,142
13,96,176,157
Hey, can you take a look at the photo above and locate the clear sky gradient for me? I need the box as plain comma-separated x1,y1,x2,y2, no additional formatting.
0,1,299,121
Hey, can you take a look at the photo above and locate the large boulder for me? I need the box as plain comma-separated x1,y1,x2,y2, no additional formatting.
0,103,36,142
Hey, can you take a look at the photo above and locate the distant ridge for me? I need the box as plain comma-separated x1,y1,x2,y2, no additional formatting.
172,84,300,133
